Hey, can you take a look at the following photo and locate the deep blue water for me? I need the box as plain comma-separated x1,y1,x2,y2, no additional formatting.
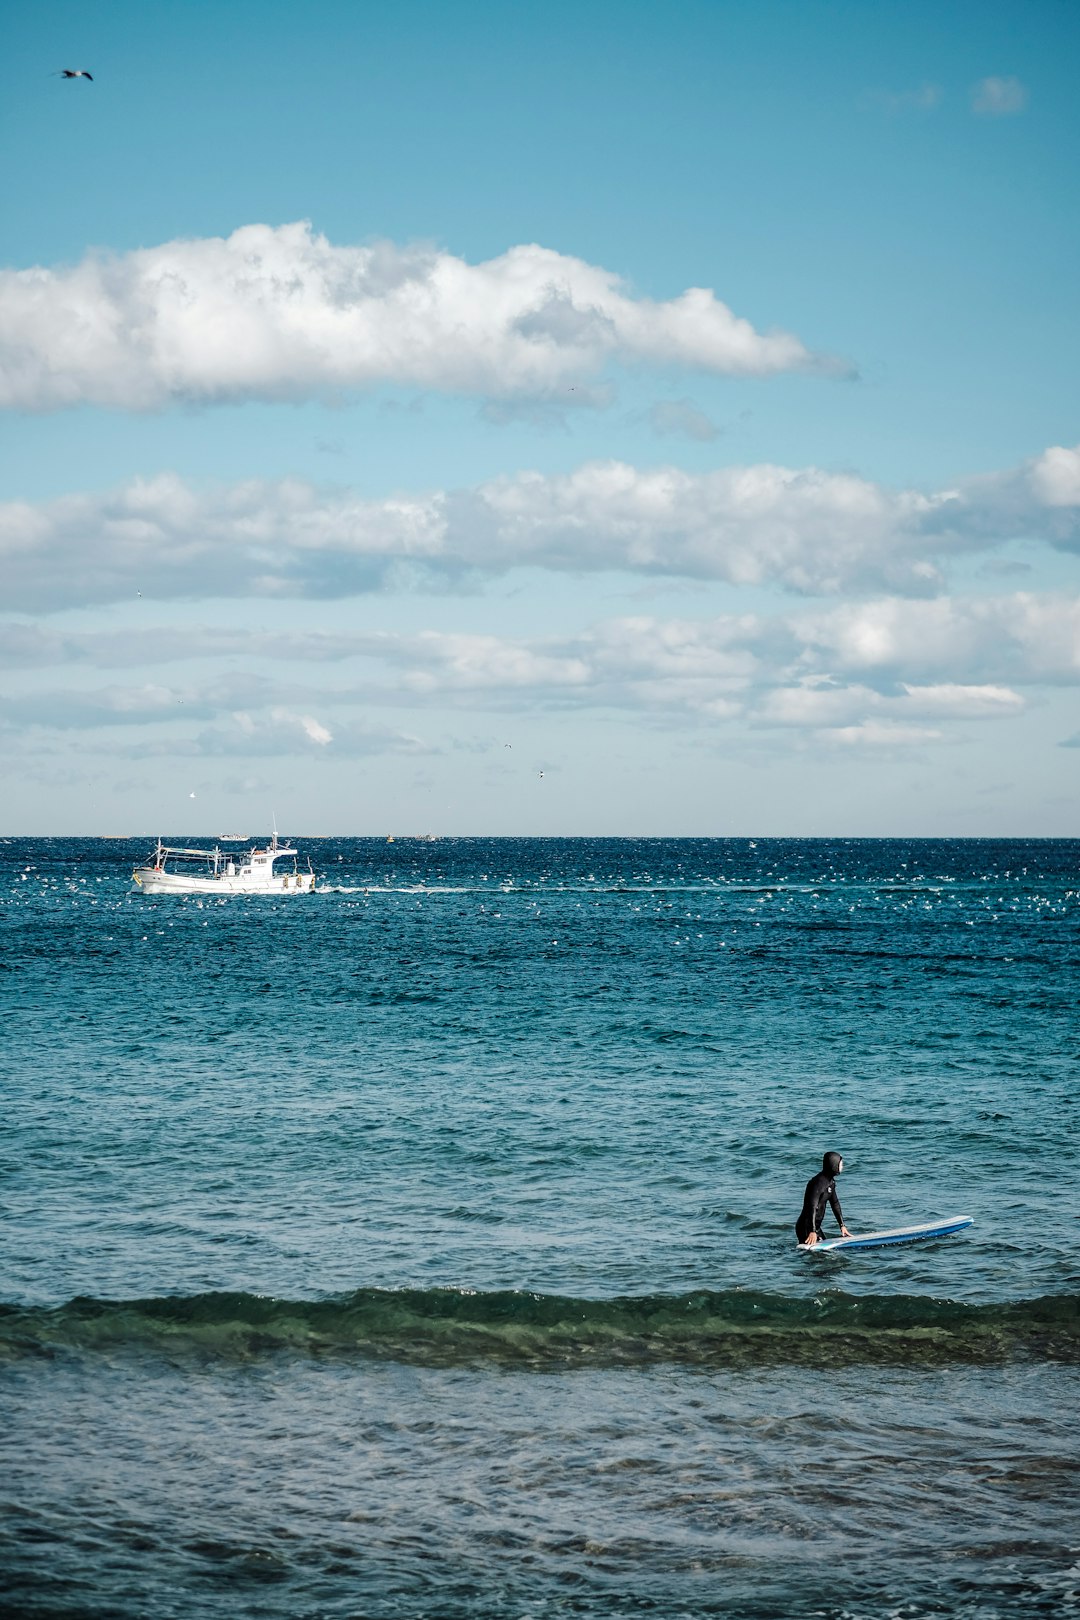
2,837,1079,1618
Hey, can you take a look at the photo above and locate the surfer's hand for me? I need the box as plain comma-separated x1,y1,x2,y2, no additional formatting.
804,1232,819,1246
840,1226,851,1237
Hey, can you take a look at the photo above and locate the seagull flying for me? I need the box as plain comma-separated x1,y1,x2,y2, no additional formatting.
57,69,93,79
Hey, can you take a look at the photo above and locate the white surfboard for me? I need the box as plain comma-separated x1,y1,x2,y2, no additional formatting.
798,1215,973,1253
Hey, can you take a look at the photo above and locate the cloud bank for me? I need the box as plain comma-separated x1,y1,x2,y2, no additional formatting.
0,223,833,412
5,590,1077,687
4,592,1076,756
3,444,1079,611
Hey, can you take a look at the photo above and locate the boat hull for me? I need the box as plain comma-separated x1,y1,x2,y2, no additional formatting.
133,868,316,895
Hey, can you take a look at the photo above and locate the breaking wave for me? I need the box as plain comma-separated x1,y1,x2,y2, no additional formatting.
3,1287,1077,1367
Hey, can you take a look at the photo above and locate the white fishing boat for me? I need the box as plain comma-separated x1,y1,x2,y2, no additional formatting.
132,833,316,895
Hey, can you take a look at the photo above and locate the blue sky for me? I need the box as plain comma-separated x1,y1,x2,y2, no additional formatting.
2,0,1078,834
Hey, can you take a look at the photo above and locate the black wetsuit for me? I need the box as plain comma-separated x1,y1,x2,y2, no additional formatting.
795,1168,845,1244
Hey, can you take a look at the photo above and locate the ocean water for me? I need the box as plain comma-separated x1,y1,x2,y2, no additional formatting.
2,835,1078,1619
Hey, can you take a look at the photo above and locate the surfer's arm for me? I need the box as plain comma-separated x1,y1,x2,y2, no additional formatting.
828,1186,848,1235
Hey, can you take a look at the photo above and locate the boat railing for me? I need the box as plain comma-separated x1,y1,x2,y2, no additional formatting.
144,842,223,871
139,839,307,877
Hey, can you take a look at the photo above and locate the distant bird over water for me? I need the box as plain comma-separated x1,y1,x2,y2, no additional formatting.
55,69,93,80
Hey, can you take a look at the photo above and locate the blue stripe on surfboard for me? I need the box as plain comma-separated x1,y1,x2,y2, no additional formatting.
798,1216,973,1253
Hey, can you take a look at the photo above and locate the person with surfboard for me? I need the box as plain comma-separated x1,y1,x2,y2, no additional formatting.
795,1151,851,1247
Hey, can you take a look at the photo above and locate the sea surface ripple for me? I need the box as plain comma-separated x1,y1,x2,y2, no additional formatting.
2,836,1078,1617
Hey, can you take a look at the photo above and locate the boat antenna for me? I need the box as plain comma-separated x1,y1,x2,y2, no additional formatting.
272,808,278,851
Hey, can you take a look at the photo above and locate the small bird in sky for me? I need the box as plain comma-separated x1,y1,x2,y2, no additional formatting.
189,792,196,799
538,770,544,779
55,69,93,80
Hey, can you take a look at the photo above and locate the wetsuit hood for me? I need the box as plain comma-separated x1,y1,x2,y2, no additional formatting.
822,1151,843,1177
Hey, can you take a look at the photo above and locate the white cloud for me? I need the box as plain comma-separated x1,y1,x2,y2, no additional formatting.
792,593,1080,683
186,713,425,758
6,596,1064,752
0,673,276,728
5,440,1080,612
462,461,950,592
821,722,945,748
863,83,943,116
0,623,374,668
3,590,1079,736
392,632,592,695
0,222,833,412
1029,445,1080,507
971,76,1028,116
647,398,722,442
752,678,1023,730
3,707,431,760
899,682,1024,717
299,713,333,745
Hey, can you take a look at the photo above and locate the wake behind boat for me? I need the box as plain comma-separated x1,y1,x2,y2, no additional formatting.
132,833,316,895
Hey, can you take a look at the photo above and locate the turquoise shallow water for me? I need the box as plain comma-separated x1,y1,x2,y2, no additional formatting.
2,837,1079,1617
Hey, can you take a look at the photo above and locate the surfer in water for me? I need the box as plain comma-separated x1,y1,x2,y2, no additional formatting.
795,1151,851,1246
